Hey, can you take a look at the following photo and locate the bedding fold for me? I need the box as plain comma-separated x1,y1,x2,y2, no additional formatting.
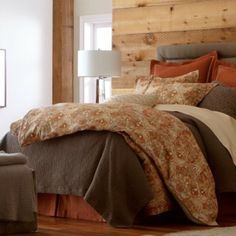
155,104,236,166
168,111,236,193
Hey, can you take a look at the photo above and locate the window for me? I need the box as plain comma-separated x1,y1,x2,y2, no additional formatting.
79,14,112,103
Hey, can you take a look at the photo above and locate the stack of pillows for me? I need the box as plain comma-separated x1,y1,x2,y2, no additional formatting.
109,51,236,119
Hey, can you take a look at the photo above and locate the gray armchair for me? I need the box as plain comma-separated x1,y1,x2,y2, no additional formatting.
0,151,37,234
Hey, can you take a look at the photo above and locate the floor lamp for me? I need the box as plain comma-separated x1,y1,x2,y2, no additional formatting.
78,50,121,103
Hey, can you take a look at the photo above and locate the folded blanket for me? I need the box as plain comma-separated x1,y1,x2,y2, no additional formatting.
0,151,27,166
0,152,37,222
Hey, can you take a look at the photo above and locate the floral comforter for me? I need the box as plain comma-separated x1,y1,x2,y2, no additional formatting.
11,103,218,225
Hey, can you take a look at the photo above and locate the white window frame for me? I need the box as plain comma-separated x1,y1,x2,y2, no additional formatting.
79,14,112,103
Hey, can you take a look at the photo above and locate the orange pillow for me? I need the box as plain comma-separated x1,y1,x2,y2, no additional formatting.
150,51,217,83
211,60,236,87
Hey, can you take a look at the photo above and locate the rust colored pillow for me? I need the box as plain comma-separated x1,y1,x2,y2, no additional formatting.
211,60,236,87
150,51,217,83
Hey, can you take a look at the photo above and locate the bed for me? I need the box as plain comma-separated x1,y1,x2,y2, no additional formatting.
1,42,236,227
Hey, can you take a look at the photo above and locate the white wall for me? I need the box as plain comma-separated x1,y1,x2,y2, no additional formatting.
75,0,111,18
0,0,52,138
74,0,112,102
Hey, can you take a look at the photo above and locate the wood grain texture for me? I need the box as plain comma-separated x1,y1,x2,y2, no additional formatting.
53,0,74,104
113,0,236,36
25,194,236,236
113,28,236,62
112,88,135,96
112,0,236,92
113,0,207,9
112,61,150,89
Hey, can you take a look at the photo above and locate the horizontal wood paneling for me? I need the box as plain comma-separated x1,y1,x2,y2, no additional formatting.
113,28,236,62
112,0,236,93
112,61,150,89
113,75,137,88
112,88,135,96
113,0,236,36
113,0,206,9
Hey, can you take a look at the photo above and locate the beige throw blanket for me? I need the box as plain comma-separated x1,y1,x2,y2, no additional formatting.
11,103,217,225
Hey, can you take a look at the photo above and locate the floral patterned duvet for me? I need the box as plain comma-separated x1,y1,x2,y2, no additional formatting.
11,103,218,225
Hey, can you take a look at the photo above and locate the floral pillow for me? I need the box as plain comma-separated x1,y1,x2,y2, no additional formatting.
109,82,216,107
107,93,159,107
135,70,199,94
145,70,199,94
146,82,217,106
135,75,154,94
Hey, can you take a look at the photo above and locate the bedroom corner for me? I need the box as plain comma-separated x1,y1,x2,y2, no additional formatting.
1,0,236,235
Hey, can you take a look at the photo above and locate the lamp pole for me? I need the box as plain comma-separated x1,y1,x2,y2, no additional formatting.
96,78,100,103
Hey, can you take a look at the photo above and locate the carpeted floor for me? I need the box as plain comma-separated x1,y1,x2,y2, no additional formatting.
164,226,236,236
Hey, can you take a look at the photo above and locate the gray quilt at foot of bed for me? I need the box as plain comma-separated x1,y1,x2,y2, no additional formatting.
1,130,153,227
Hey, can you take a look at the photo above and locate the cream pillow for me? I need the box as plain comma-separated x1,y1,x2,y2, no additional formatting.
135,75,153,94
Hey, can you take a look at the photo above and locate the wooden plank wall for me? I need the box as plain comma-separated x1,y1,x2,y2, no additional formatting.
112,0,236,95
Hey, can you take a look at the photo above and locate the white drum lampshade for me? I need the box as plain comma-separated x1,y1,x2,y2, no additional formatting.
78,50,121,78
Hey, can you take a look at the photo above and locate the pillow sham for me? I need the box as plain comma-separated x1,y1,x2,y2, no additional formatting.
107,93,159,107
145,82,217,106
199,85,236,119
135,75,154,94
145,70,199,94
150,51,217,83
135,70,199,94
211,60,236,87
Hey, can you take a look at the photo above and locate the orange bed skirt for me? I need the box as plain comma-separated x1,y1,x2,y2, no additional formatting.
38,193,236,224
37,193,105,222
